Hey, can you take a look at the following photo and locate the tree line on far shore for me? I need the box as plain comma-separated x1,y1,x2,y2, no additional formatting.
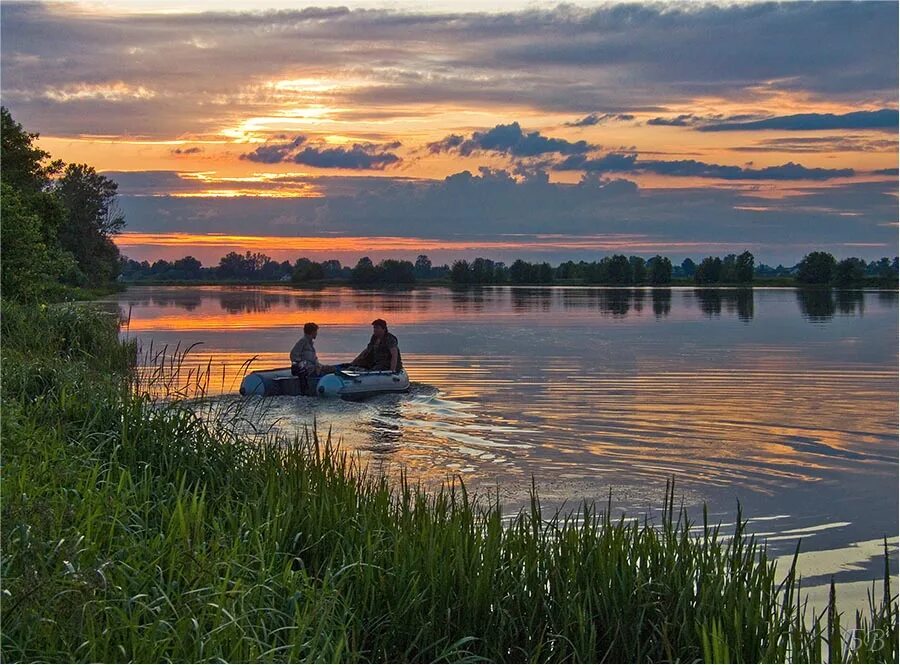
121,249,898,287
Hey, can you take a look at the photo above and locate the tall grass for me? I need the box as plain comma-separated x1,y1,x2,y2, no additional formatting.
1,298,897,662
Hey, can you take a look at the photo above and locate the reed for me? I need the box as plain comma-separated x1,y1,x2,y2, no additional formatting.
1,299,897,662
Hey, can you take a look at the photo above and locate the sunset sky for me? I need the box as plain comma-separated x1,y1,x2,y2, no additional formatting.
2,0,898,265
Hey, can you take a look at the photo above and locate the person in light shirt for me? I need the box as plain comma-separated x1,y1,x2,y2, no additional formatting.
290,322,334,376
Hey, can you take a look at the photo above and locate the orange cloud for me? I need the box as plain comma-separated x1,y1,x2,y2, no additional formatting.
115,232,743,254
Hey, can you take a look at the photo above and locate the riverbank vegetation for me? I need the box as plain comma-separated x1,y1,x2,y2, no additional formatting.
2,300,898,662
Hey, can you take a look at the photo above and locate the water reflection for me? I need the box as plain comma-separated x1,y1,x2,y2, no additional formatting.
691,288,754,321
796,289,865,321
651,289,671,318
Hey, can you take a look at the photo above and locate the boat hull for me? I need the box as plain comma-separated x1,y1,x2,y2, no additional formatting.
239,364,409,399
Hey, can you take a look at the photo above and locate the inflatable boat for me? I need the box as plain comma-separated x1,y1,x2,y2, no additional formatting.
239,364,410,400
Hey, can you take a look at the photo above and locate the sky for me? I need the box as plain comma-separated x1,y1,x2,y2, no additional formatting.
2,0,898,266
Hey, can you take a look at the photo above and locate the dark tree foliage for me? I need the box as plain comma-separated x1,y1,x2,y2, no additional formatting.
377,259,415,283
351,257,377,284
735,251,755,283
216,251,278,280
796,252,836,284
509,259,531,284
1,107,63,196
681,258,697,278
451,260,472,284
0,184,52,301
604,255,632,285
834,257,867,286
54,164,125,285
647,255,673,285
321,259,344,279
1,108,122,297
293,258,325,282
694,257,723,284
629,256,647,283
414,255,433,279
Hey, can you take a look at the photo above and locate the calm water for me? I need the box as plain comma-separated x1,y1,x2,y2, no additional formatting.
106,285,898,603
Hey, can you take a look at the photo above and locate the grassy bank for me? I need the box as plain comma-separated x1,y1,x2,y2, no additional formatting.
1,300,897,662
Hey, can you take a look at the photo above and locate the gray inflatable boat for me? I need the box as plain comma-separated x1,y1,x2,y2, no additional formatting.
239,364,410,399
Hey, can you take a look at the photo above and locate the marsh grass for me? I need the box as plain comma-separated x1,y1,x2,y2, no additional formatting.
1,299,897,662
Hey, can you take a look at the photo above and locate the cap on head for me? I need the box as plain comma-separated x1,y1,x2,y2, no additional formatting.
371,318,388,330
303,322,319,335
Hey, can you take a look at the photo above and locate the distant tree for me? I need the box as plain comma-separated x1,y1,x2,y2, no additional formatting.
173,256,203,279
735,251,755,283
720,254,737,282
606,255,632,285
431,263,451,279
54,163,125,285
647,255,673,285
320,259,343,278
292,258,324,282
834,257,867,285
377,259,415,283
867,257,894,280
471,257,496,283
150,259,174,276
535,262,554,284
414,254,432,279
493,261,509,283
681,258,697,278
796,251,836,284
629,256,647,284
352,256,378,284
509,259,532,284
556,260,577,280
694,257,723,284
450,259,472,284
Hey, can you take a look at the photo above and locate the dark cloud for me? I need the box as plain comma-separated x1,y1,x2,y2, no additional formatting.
565,113,635,127
5,3,894,138
872,168,899,176
639,160,854,181
428,122,591,157
492,3,898,101
730,136,899,154
699,109,899,132
555,152,854,180
240,136,307,164
557,153,638,172
113,171,898,263
172,146,203,155
240,136,400,170
291,144,401,170
647,114,697,127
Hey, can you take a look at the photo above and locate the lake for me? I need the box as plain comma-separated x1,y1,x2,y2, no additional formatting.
105,284,898,605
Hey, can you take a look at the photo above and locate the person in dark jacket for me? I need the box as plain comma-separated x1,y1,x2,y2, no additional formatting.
351,318,402,372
